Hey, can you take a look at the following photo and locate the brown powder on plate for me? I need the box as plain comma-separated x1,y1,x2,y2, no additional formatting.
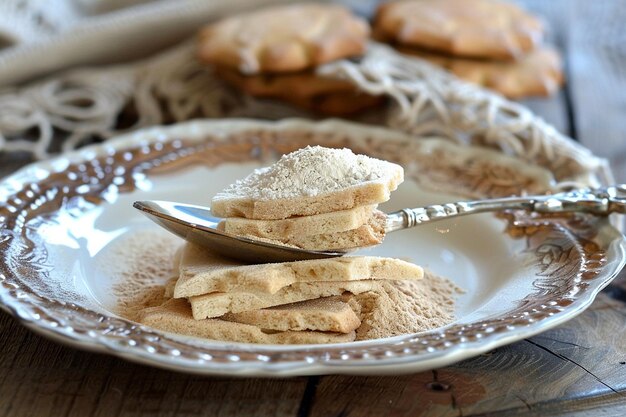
109,230,183,321
347,271,463,341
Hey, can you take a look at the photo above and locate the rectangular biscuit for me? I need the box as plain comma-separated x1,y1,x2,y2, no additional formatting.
219,204,377,239
211,178,402,220
274,210,386,250
225,209,387,251
138,298,356,345
222,296,361,333
189,280,381,319
175,243,423,298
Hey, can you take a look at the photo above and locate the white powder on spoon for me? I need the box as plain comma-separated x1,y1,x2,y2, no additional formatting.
218,146,396,200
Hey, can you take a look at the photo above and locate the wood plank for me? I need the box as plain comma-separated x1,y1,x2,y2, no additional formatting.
515,0,570,137
515,393,626,417
559,0,626,181
0,311,306,417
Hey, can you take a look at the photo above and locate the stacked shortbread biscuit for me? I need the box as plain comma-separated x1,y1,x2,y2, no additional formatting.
212,146,403,250
139,243,424,344
197,3,383,115
374,0,563,99
137,146,456,344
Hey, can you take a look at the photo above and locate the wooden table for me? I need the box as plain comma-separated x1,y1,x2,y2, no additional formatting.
2,1,626,416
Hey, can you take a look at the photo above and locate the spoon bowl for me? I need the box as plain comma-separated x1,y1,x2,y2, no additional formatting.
133,200,348,263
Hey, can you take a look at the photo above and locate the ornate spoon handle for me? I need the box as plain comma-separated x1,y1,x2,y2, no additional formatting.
385,185,626,233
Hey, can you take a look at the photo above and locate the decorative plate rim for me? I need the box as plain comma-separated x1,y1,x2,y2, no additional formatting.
1,118,625,376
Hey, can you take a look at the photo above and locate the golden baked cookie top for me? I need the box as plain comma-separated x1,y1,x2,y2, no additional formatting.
375,0,544,60
198,3,370,74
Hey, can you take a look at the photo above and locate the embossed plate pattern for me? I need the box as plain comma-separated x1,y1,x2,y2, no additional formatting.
1,119,624,376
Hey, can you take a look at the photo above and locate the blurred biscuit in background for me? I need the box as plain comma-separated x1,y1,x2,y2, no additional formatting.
198,2,370,74
397,45,563,99
374,0,544,60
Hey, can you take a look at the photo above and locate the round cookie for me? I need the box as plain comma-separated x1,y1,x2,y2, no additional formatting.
215,67,384,115
398,46,563,99
375,0,544,60
198,3,370,74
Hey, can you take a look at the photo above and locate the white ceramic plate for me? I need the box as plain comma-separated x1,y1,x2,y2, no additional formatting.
1,119,624,376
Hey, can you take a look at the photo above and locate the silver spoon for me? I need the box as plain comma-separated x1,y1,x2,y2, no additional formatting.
133,185,626,264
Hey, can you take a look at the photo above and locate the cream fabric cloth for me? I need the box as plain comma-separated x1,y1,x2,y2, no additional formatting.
0,0,293,86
